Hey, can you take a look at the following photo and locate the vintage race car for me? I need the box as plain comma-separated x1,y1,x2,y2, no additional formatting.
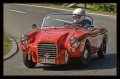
19,13,108,68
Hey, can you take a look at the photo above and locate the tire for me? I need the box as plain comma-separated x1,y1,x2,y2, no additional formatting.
79,41,92,67
97,37,106,58
64,41,91,68
22,53,37,68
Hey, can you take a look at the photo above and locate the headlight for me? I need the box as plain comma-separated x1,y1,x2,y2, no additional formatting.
70,37,80,47
20,35,30,44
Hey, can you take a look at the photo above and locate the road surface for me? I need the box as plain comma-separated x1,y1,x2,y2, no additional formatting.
3,3,117,76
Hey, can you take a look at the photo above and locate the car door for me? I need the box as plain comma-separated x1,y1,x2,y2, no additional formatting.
88,29,98,54
93,29,103,51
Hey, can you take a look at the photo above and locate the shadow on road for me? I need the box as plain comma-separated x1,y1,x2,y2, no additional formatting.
34,53,117,71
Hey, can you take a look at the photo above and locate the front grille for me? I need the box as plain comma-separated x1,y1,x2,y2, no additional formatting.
38,42,58,58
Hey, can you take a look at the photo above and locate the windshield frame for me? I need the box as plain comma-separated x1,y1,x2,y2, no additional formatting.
41,13,93,29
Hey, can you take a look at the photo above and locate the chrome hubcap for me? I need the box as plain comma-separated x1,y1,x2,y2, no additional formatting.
84,49,88,60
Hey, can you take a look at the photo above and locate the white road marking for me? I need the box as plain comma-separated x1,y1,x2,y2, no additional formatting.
54,19,73,23
85,12,110,16
15,3,114,16
9,9,26,13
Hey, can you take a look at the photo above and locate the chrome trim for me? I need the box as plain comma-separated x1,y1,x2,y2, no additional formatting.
38,42,58,58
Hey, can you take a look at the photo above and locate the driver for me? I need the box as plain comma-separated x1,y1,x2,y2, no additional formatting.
72,8,91,29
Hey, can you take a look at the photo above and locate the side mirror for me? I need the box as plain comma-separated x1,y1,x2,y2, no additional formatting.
32,24,38,29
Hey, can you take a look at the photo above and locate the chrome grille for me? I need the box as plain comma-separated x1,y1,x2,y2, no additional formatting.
38,42,58,58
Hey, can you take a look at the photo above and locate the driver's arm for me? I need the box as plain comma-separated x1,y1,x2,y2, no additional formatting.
84,19,92,29
85,19,91,25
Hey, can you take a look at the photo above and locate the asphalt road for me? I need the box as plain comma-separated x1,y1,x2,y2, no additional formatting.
3,3,117,76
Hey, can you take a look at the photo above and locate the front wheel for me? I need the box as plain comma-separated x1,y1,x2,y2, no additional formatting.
79,41,92,67
68,41,92,68
22,53,37,68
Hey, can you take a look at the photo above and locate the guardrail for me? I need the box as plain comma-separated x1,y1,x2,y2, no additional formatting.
64,3,116,9
98,3,116,5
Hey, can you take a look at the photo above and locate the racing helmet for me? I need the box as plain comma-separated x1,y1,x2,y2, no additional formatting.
73,8,85,23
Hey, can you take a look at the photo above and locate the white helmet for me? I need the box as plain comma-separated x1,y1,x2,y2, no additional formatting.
73,8,85,23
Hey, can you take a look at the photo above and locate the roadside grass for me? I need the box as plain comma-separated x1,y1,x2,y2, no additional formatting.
26,3,116,15
3,32,12,56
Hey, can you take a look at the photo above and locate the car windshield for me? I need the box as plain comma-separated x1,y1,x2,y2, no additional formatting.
41,13,93,29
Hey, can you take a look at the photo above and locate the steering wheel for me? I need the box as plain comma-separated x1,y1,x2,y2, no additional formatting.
73,24,84,29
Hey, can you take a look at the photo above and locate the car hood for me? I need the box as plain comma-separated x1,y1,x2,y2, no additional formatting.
35,29,76,44
29,28,88,45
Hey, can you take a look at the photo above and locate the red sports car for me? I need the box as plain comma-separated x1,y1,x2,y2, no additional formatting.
19,13,108,68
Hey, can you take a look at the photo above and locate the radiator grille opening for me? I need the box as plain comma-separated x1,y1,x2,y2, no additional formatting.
38,42,58,58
